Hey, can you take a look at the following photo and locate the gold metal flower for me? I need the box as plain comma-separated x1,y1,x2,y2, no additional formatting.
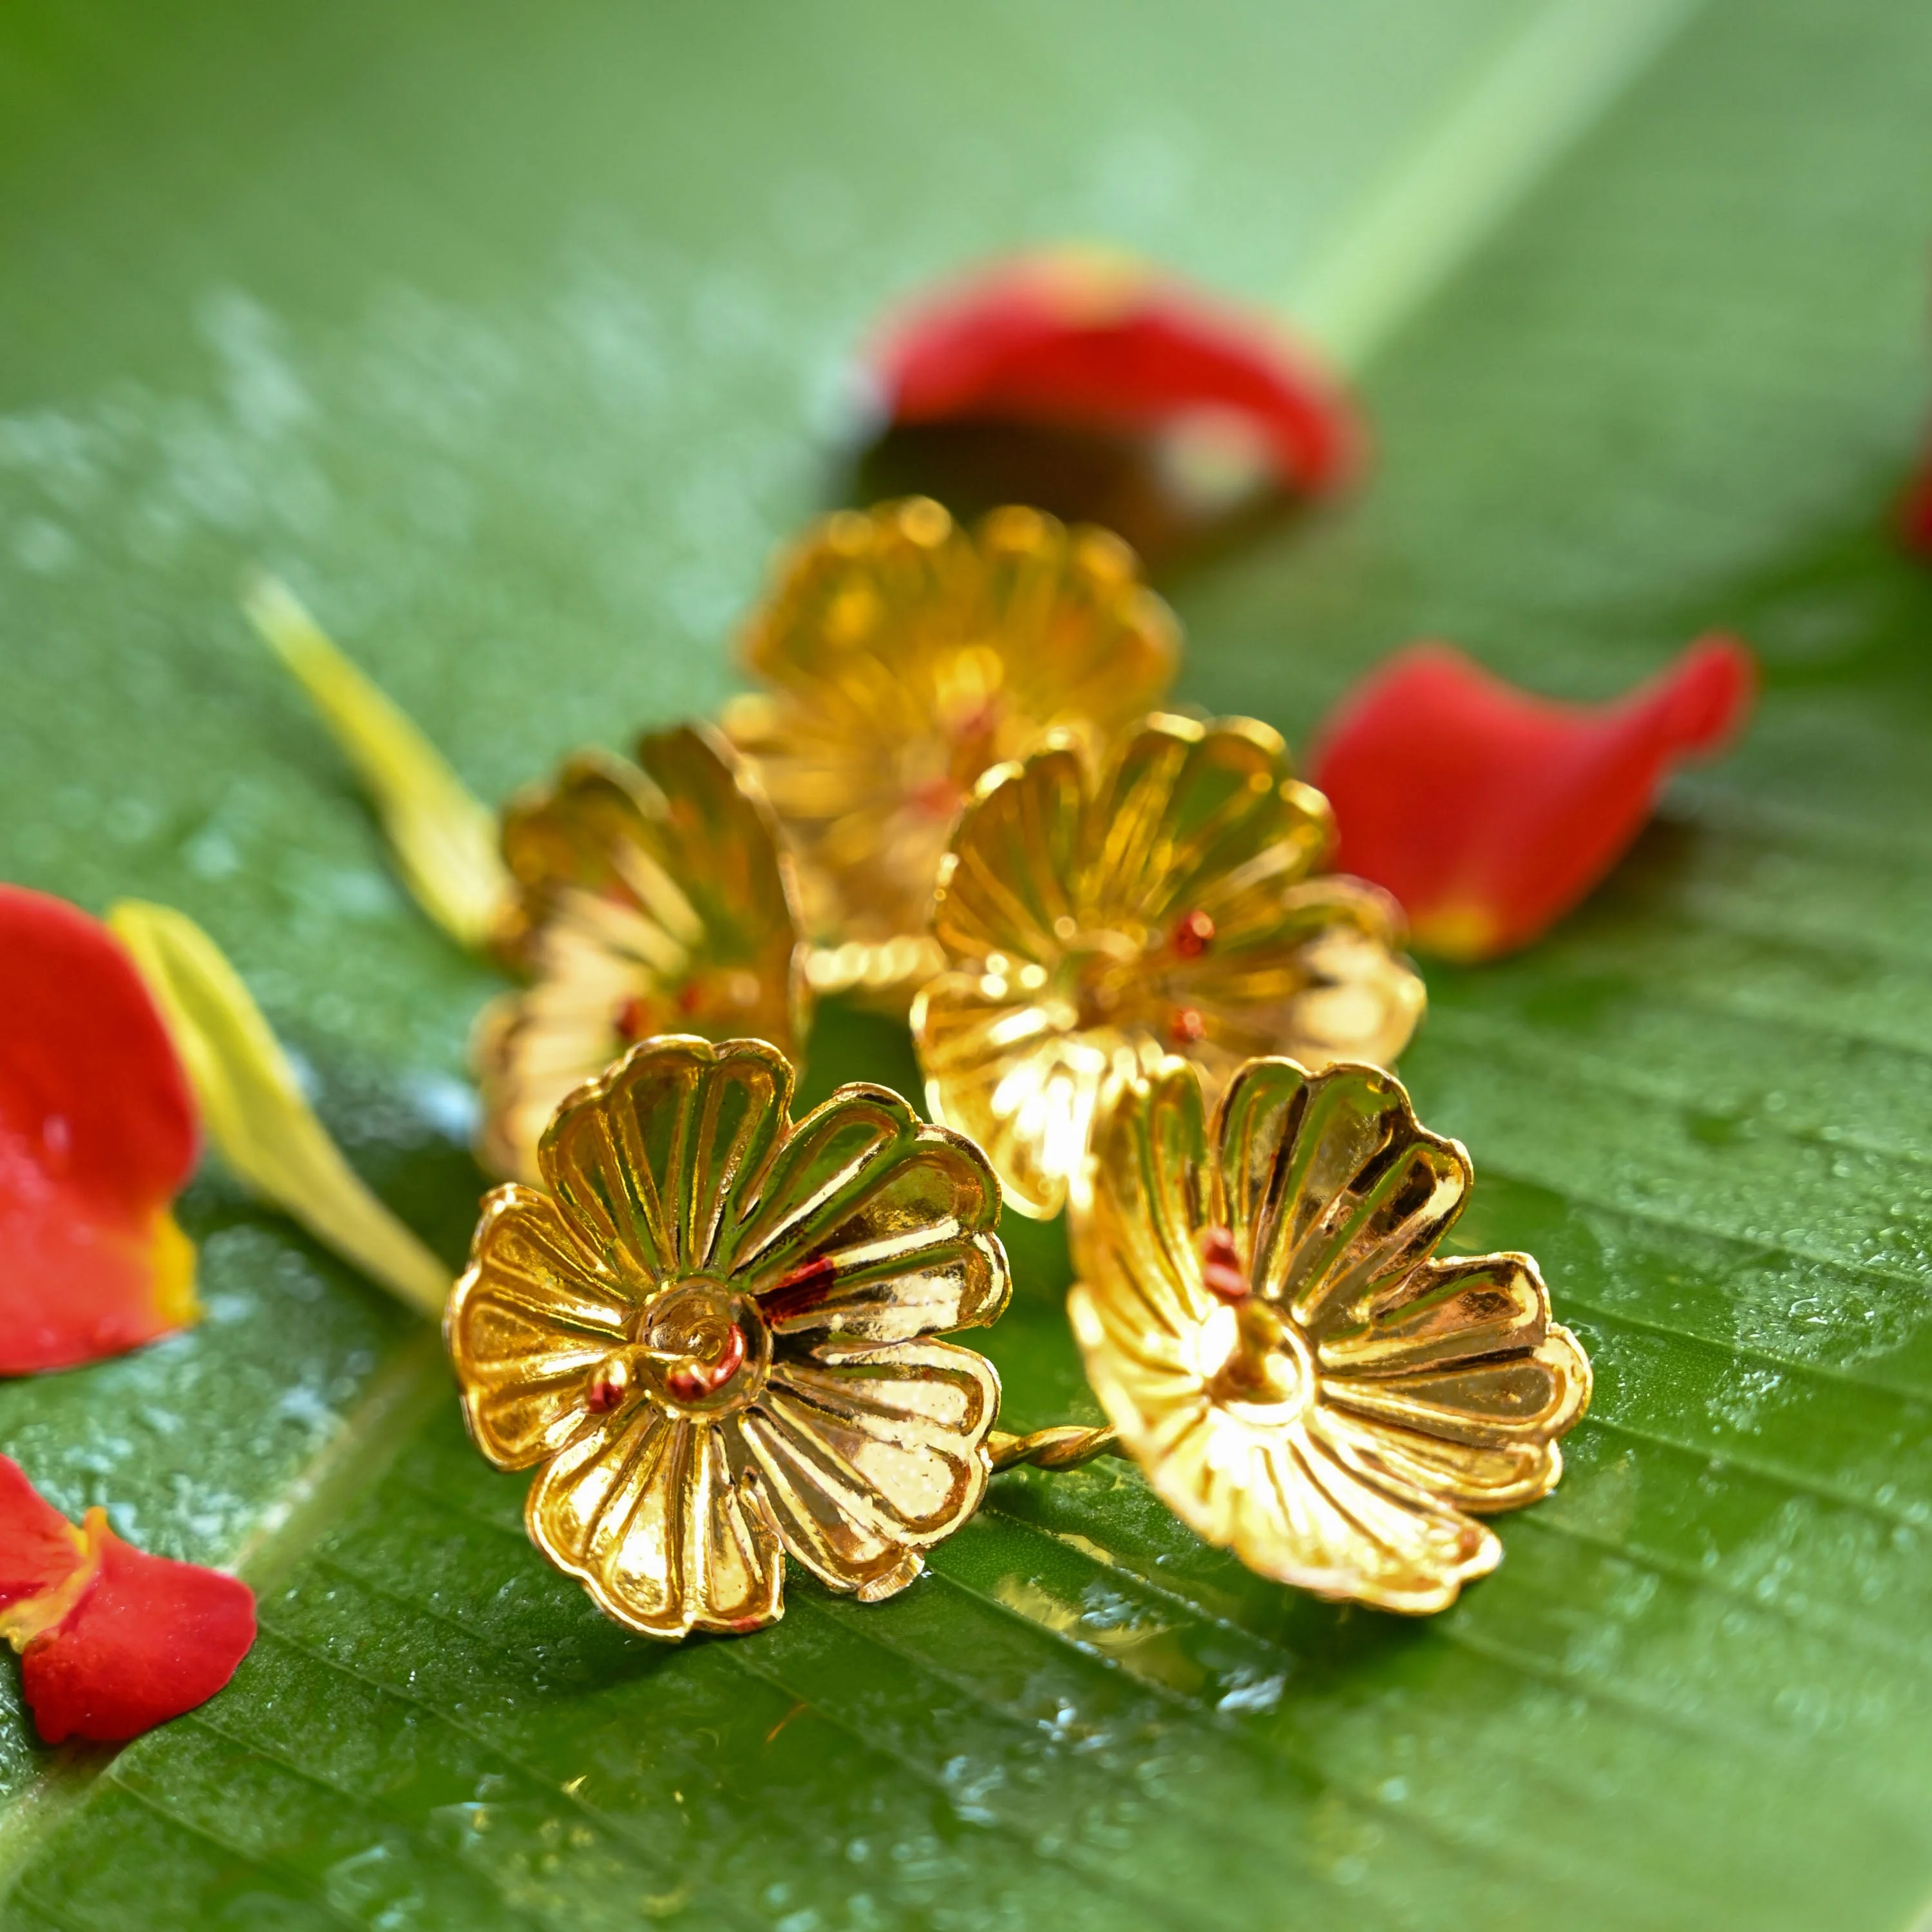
446,1036,1010,1640
1069,1054,1590,1612
911,712,1425,1217
473,724,808,1182
719,496,1180,1004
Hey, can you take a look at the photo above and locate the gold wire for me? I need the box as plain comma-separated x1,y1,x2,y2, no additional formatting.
985,1425,1122,1473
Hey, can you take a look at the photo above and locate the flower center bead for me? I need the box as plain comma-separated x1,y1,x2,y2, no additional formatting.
1169,1005,1207,1045
1198,1225,1249,1302
1060,929,1145,1030
1171,909,1215,958
639,1277,771,1416
1199,1295,1316,1427
585,1352,632,1414
663,1322,745,1402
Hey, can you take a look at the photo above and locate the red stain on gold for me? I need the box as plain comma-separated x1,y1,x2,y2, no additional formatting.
585,1371,628,1415
909,775,963,822
1171,909,1215,958
663,1322,747,1403
1199,1226,1249,1303
760,1254,838,1325
614,994,654,1042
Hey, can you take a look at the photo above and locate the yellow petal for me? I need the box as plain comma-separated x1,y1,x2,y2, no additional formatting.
108,900,451,1320
243,572,511,952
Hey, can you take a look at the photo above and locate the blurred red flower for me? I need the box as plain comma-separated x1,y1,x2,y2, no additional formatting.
1903,448,1932,555
869,247,1361,502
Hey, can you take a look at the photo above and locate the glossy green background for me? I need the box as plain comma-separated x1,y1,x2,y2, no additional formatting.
1,0,1931,1924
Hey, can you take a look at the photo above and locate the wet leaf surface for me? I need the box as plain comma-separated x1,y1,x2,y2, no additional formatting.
3,0,1931,1925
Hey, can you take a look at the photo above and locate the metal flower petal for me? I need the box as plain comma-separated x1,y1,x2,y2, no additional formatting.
1068,1054,1589,1613
446,1036,1010,1640
719,496,1179,1005
473,723,808,1182
913,713,1425,1217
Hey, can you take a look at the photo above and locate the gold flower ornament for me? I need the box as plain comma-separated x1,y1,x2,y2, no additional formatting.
447,1036,1009,1638
1069,1054,1591,1611
721,496,1179,1002
913,711,1425,1217
473,724,808,1182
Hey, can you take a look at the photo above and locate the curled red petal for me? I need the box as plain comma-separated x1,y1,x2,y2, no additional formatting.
0,1457,87,1614
20,1516,254,1743
871,248,1361,497
1312,636,1756,962
0,885,201,1372
0,1455,256,1747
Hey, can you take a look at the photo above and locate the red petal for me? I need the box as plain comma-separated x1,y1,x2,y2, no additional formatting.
0,1457,254,1742
1312,636,1756,962
1903,448,1932,556
0,886,201,1372
19,1512,254,1745
0,1457,86,1613
871,249,1361,496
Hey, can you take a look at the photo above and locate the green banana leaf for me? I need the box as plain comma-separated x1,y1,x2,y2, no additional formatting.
3,0,1931,1925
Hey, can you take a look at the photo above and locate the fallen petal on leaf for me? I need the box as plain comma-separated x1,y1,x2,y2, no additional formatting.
1312,636,1756,961
0,884,201,1373
108,901,452,1320
870,248,1361,502
0,1458,87,1618
0,1459,254,1744
245,573,512,952
21,1519,256,1744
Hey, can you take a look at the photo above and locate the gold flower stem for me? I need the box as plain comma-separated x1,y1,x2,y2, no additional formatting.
986,1424,1122,1473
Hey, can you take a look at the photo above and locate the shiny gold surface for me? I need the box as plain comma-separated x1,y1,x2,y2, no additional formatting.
912,712,1425,1218
1068,1054,1589,1613
986,1423,1121,1472
473,723,808,1182
447,1036,1010,1640
720,497,1179,1003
